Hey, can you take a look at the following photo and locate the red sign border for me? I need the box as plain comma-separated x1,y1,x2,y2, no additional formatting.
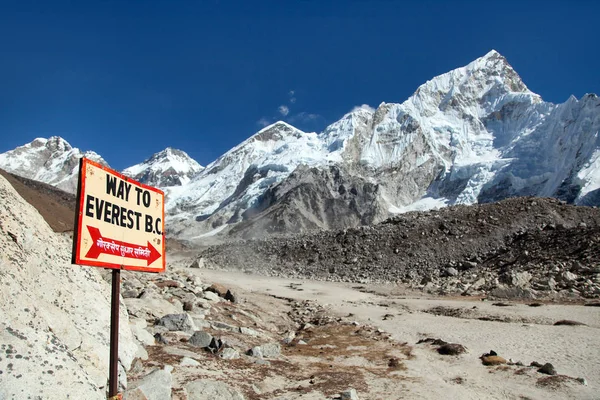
71,157,166,273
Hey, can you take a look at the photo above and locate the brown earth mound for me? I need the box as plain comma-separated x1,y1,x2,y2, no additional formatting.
0,169,76,232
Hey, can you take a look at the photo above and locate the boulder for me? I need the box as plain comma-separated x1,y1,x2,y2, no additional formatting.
180,357,201,367
225,289,237,303
206,283,228,297
156,313,196,332
203,291,221,302
127,367,173,400
249,343,281,358
189,331,213,348
481,355,507,366
186,379,245,400
437,343,467,355
538,363,557,375
220,348,240,360
341,388,360,400
239,327,260,337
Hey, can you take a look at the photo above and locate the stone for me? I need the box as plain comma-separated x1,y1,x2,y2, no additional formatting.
239,327,260,337
212,321,238,331
189,260,200,268
130,319,157,346
249,342,281,358
180,357,201,367
562,271,578,281
225,289,237,303
196,298,212,309
510,271,532,287
341,388,359,400
538,363,557,375
156,313,196,332
445,267,459,277
186,379,245,400
437,343,467,355
470,277,486,291
206,283,228,297
481,355,507,366
248,346,263,358
128,367,172,400
189,331,213,348
203,291,221,302
183,301,194,311
220,348,240,360
122,288,142,298
554,319,587,326
155,280,180,288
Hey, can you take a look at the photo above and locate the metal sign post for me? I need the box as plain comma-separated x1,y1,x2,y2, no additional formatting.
109,269,121,398
72,157,166,399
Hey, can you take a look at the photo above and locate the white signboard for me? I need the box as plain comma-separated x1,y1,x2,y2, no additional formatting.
72,158,165,273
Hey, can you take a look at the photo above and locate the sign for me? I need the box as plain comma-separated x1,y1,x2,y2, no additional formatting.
72,157,165,273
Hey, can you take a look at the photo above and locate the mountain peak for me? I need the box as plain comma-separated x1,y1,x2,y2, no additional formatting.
46,136,73,153
122,147,203,188
251,120,306,143
258,120,298,132
482,49,501,59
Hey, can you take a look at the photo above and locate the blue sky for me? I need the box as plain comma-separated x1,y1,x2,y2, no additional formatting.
0,0,598,170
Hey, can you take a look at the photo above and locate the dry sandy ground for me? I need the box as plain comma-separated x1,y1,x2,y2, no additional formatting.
178,265,600,400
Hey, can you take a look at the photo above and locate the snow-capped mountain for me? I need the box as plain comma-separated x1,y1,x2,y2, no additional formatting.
122,147,204,187
2,50,599,240
167,50,600,239
0,136,107,193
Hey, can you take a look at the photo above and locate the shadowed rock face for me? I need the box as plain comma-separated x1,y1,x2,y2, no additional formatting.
227,165,387,238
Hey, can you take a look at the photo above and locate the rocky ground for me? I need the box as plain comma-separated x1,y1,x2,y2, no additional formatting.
118,268,412,399
199,197,600,300
118,265,599,400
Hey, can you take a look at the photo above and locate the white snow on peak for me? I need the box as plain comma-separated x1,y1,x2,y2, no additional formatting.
122,147,204,187
0,136,108,193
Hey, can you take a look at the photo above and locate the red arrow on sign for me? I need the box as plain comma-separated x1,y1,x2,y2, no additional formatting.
85,226,161,266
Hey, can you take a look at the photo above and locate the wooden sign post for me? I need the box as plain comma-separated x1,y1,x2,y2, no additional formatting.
71,157,165,398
